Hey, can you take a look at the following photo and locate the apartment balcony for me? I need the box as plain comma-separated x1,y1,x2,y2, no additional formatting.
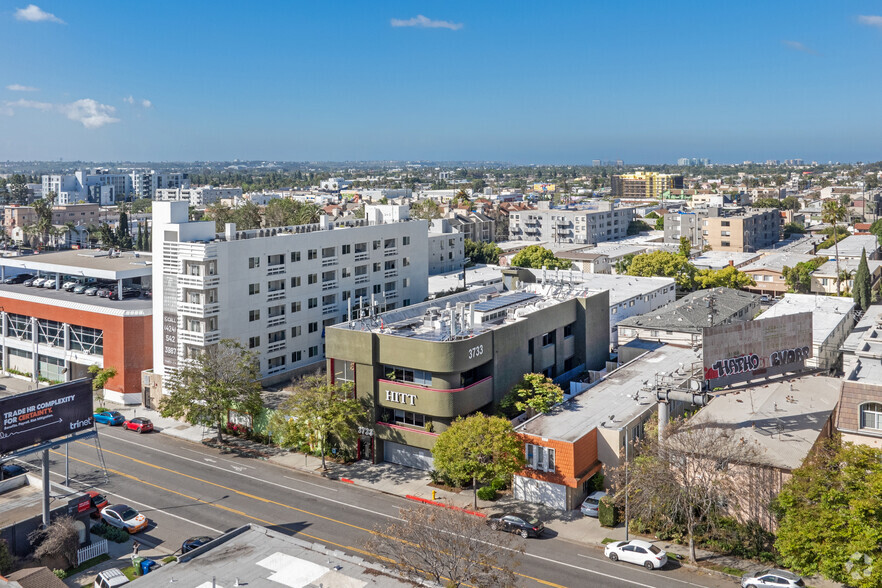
384,270,397,279
267,265,286,276
321,257,338,267
322,305,338,316
321,281,338,291
267,291,285,302
178,302,220,318
384,249,398,257
267,316,285,328
377,376,493,418
385,290,398,300
354,275,369,285
267,341,286,354
354,253,369,262
177,274,220,289
178,329,221,346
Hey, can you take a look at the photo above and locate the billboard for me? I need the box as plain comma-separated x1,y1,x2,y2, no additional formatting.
0,380,94,454
702,313,812,388
532,183,556,193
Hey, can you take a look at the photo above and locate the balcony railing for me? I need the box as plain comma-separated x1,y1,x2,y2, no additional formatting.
384,249,397,257
321,257,338,267
178,302,220,317
267,266,285,276
354,253,369,262
177,274,220,289
322,281,337,291
267,291,285,302
267,316,285,328
267,341,286,353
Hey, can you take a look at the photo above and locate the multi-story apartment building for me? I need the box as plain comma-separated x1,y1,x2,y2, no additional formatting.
508,201,636,245
611,172,684,199
325,284,609,469
42,169,130,205
155,186,243,207
663,210,704,246
149,201,429,398
427,223,465,275
432,210,496,244
701,208,781,252
130,170,190,199
3,204,102,234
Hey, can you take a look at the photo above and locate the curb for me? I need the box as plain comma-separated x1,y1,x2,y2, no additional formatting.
404,495,486,518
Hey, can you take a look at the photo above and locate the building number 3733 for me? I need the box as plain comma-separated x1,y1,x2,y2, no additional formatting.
468,345,484,359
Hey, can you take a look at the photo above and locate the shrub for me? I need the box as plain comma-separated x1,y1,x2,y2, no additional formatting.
586,473,604,493
476,486,498,501
94,407,108,414
53,569,65,579
489,477,508,492
91,523,130,543
0,539,13,574
598,497,617,528
29,516,79,569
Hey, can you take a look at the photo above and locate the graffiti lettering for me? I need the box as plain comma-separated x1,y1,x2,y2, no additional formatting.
769,346,810,367
706,353,760,380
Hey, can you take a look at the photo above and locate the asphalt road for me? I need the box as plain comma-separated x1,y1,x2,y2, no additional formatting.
21,426,736,588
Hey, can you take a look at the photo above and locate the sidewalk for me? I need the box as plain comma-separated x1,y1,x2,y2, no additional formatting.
102,402,842,588
63,534,175,588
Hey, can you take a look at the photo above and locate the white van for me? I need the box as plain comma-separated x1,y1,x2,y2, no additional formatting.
94,568,129,588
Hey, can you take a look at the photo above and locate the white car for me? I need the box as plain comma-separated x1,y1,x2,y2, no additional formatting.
741,569,805,587
30,277,48,287
100,504,148,533
604,539,668,570
62,280,79,291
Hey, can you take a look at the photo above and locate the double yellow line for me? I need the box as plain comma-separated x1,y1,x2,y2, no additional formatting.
58,443,566,587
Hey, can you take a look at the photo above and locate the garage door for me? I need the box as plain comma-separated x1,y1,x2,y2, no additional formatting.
513,475,566,510
383,441,434,471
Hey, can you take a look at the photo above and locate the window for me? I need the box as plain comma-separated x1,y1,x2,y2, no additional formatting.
355,265,367,276
525,443,555,472
268,279,285,292
249,336,261,349
268,304,285,318
373,284,381,294
384,260,396,270
385,281,396,292
291,301,301,312
291,251,301,262
308,298,318,309
248,283,260,295
402,257,410,267
267,355,286,370
322,271,335,283
861,403,882,430
268,253,284,266
355,242,367,254
308,249,317,260
393,409,425,428
322,246,336,258
384,365,431,386
334,360,355,382
249,257,260,269
268,330,286,343
308,273,317,285
323,294,336,305
542,331,555,347
308,345,319,358
403,236,410,246
355,287,367,298
249,310,260,322
385,238,396,249
341,267,351,278
341,244,351,255
373,262,381,272
563,324,574,338
402,278,410,287
291,276,301,287
308,322,318,333
291,351,302,362
291,325,302,337
373,240,381,250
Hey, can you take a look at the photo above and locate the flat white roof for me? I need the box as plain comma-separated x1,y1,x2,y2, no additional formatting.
833,235,879,258
428,264,504,296
0,250,152,280
742,252,818,273
521,269,674,305
757,293,854,346
692,251,762,270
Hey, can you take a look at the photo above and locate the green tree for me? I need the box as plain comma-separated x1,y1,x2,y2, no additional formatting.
752,198,783,208
431,414,526,509
232,200,263,230
627,250,697,291
654,216,664,230
8,174,29,205
822,200,848,294
678,236,691,257
774,441,882,588
615,253,636,274
160,339,263,443
780,196,801,211
32,191,55,248
694,266,756,290
782,256,828,294
783,222,805,237
268,374,367,470
204,202,234,232
464,239,502,265
510,245,572,270
264,199,320,227
500,373,564,417
627,220,652,235
853,249,871,311
116,206,133,249
87,365,117,408
409,198,442,221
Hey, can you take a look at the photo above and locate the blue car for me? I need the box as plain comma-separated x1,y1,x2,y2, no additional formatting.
93,411,125,426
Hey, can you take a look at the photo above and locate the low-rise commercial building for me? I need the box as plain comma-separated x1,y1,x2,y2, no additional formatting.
325,285,610,470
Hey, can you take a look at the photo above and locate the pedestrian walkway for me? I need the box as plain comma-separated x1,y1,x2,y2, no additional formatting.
63,534,175,588
100,401,843,588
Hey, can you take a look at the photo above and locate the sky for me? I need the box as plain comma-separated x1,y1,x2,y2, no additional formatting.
2,1,882,164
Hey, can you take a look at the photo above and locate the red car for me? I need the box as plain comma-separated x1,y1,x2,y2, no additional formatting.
122,417,153,433
87,490,109,518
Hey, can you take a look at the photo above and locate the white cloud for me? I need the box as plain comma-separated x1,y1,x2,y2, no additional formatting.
782,40,818,55
140,99,152,108
5,98,119,128
858,15,882,29
123,95,135,105
0,106,13,116
6,84,38,92
14,4,65,24
390,15,463,31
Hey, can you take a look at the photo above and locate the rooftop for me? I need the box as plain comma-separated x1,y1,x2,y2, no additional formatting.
742,252,819,273
0,475,88,529
617,287,759,333
0,250,152,280
814,258,882,276
829,235,880,258
0,283,151,316
517,344,701,442
515,268,675,306
428,264,504,297
691,251,762,270
757,294,854,346
757,235,820,255
689,375,841,470
141,523,414,588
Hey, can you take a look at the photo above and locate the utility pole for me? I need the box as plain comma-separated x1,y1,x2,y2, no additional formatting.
624,435,630,541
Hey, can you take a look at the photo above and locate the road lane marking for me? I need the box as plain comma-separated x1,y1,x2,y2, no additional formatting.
577,553,709,587
283,475,338,491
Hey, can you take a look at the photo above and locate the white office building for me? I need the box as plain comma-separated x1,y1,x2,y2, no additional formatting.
151,201,429,387
155,186,243,207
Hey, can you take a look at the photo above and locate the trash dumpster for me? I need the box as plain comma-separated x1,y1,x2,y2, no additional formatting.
141,558,158,575
131,556,145,576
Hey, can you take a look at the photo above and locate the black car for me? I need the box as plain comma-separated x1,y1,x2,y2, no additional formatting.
111,288,141,300
0,463,27,479
181,536,214,553
486,512,545,538
3,273,33,284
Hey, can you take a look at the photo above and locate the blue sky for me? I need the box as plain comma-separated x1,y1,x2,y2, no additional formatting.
2,1,882,164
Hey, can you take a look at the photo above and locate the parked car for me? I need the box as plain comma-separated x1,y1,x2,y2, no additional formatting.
181,535,214,553
40,278,56,288
87,490,109,517
486,512,545,538
111,288,141,300
580,491,607,517
0,463,27,479
100,504,148,533
604,539,667,570
123,417,153,433
94,411,125,426
62,280,80,291
84,286,100,296
760,294,771,303
741,570,805,587
3,273,33,284
96,287,114,298
73,283,90,294
23,277,42,287
94,568,129,588
142,289,152,299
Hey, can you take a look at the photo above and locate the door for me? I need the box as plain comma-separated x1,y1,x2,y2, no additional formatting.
620,545,638,565
383,441,433,470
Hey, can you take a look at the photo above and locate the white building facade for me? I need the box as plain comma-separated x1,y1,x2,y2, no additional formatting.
508,202,637,245
155,186,243,207
151,201,429,387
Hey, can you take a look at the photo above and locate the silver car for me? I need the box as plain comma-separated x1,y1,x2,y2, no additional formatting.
73,284,90,294
580,490,607,517
741,569,804,587
84,286,100,296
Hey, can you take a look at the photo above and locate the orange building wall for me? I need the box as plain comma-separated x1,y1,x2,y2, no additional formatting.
0,297,152,394
518,429,599,488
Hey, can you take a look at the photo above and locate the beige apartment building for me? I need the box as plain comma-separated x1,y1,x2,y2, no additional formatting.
3,203,102,233
701,209,780,252
611,171,684,199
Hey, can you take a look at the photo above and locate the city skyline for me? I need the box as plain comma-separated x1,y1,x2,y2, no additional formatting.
2,1,882,163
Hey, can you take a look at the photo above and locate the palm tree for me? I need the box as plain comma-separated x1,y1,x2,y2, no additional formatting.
32,191,56,249
822,199,848,295
64,222,76,248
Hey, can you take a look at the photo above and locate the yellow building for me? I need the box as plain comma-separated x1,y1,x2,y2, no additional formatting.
611,172,684,199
